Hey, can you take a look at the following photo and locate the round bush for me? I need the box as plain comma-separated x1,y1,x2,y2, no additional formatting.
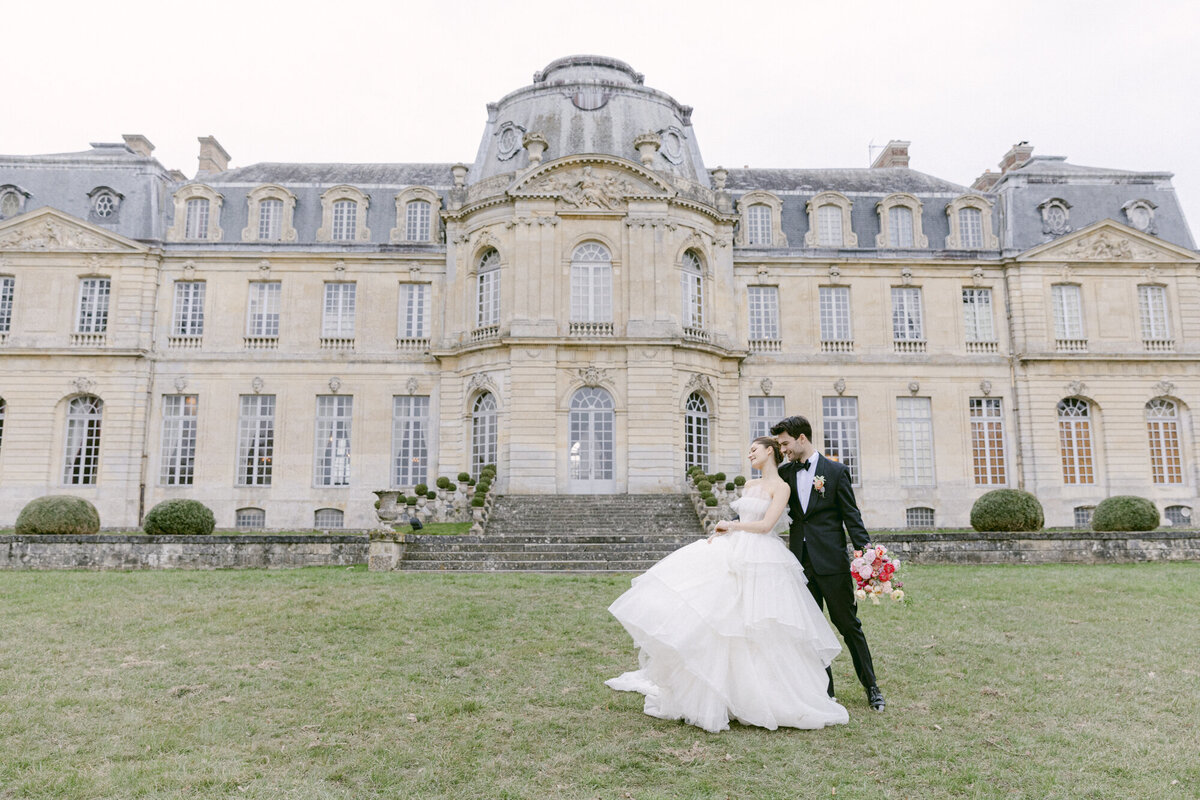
1092,496,1160,532
704,496,719,507
143,499,215,536
714,472,727,483
725,482,735,491
470,496,486,507
395,494,407,505
457,472,471,483
15,495,101,535
476,481,491,493
447,483,458,493
733,475,746,486
425,491,437,501
970,489,1044,532
406,496,419,506
436,476,451,490
414,483,428,496
696,480,712,493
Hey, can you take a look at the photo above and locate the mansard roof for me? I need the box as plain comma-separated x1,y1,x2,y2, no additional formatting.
203,162,457,187
724,167,969,196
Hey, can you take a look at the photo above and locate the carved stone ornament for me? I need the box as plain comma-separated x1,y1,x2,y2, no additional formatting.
1141,264,1160,283
334,260,346,275
174,376,189,393
900,265,914,286
1060,263,1074,280
328,377,342,393
1152,380,1176,398
1066,380,1088,398
686,373,714,395
181,260,196,274
710,167,728,191
972,265,985,286
908,381,920,395
760,378,774,396
834,378,846,396
1058,230,1160,262
0,217,118,251
533,166,636,210
1038,198,1072,236
756,265,770,281
467,372,496,394
258,259,271,273
406,377,420,395
578,366,611,388
633,132,661,166
980,380,992,396
71,377,95,394
251,376,265,394
828,264,842,281
495,122,526,161
522,132,548,166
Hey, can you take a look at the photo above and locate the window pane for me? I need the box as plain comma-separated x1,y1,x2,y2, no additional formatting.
570,243,613,323
889,206,914,247
476,250,500,328
747,205,771,245
236,395,275,486
1146,399,1182,484
315,508,344,529
322,283,356,338
471,392,498,476
76,278,110,334
247,282,281,337
399,284,430,338
332,200,357,241
63,396,103,485
1138,285,1170,340
748,286,779,340
315,395,353,486
681,254,703,329
817,204,842,246
959,207,983,248
822,396,860,484
897,396,934,486
969,397,1006,485
1057,398,1093,484
160,395,198,485
172,281,205,336
819,287,852,341
1052,285,1084,339
258,198,283,241
891,287,923,341
684,392,709,471
405,200,431,241
0,277,13,333
236,508,265,528
962,288,994,342
749,396,785,477
185,198,209,239
392,395,430,487
906,507,935,528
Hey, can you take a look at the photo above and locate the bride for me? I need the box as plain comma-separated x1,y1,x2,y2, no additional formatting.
605,436,849,733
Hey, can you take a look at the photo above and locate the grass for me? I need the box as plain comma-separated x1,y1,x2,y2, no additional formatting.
0,563,1197,800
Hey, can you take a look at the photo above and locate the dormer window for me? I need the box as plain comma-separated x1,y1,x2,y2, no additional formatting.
735,191,786,247
1038,198,1072,236
0,185,31,220
390,187,442,243
242,185,297,242
1123,199,1157,234
805,192,856,248
167,184,224,242
817,205,842,246
317,186,370,243
875,194,928,249
88,187,122,221
945,195,998,250
332,201,357,241
186,200,209,239
747,205,771,245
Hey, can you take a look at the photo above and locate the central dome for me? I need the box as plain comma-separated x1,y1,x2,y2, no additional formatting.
469,55,709,188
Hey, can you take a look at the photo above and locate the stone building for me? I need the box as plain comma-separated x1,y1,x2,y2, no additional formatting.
0,55,1196,531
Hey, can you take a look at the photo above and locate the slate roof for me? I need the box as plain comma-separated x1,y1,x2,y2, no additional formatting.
724,167,968,195
205,162,458,187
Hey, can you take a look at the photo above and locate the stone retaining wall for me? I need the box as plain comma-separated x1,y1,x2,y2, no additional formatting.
854,529,1200,564
1,535,368,570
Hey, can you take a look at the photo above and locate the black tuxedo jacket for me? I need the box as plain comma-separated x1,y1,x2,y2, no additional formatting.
779,454,870,575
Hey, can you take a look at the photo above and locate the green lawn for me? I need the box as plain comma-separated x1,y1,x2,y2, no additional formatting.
1,564,1196,799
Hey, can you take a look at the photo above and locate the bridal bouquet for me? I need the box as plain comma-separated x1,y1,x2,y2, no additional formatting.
851,545,905,604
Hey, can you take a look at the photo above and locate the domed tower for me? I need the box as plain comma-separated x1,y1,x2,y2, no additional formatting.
441,56,740,495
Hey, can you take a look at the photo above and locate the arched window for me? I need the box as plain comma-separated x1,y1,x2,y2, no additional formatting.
1057,399,1094,484
185,198,210,239
1164,506,1192,526
569,387,615,486
476,249,501,330
681,250,703,331
471,392,498,476
314,508,344,529
331,199,358,241
63,395,103,485
1146,399,1183,484
889,205,914,248
235,507,265,529
570,242,612,325
405,200,432,242
958,207,984,249
905,507,935,528
684,392,709,472
817,204,843,246
258,198,283,240
746,204,772,246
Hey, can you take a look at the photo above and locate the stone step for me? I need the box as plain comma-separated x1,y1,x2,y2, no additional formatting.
402,546,690,562
400,559,661,572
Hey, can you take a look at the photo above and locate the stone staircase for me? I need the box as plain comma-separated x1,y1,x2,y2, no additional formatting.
399,494,705,571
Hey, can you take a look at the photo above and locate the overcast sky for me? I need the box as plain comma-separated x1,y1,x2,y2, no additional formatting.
7,0,1199,236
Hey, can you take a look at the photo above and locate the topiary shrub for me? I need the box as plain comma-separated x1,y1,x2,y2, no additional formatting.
725,482,735,491
142,499,215,536
425,491,437,501
714,472,726,483
704,496,719,507
696,480,712,493
1092,496,1160,532
437,476,451,490
396,494,408,505
734,475,746,486
15,495,101,535
457,472,471,483
406,496,419,506
970,489,1044,532
414,484,428,496
471,496,486,507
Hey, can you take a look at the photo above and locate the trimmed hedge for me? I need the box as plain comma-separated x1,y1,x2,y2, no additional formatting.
970,489,1044,532
696,480,712,493
704,496,718,507
457,472,471,483
414,484,428,496
733,475,746,486
470,497,485,507
15,495,101,535
142,499,215,536
725,482,735,491
436,477,452,490
1092,496,1160,532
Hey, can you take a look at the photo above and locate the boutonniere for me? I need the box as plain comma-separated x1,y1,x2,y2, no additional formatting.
812,475,826,496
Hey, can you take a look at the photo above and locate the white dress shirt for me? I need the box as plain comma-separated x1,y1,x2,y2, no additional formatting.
793,451,823,513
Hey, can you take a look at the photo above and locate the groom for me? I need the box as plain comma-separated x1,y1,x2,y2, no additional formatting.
771,415,885,712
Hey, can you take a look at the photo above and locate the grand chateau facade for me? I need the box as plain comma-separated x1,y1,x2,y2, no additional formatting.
1,56,1197,531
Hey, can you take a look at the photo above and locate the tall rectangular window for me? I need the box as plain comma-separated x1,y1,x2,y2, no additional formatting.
331,200,357,241
817,205,842,246
1146,399,1183,485
63,396,103,485
405,200,431,242
889,206,915,248
747,286,780,341
315,395,353,486
172,281,205,337
160,395,198,485
76,278,110,334
1052,284,1084,340
681,269,703,329
962,288,995,342
247,282,281,338
322,282,356,339
819,286,852,342
184,198,209,239
1138,285,1171,340
1058,399,1094,484
392,395,430,487
822,396,860,484
258,198,283,241
897,396,934,486
236,394,275,486
746,205,771,245
749,396,785,477
891,287,923,341
399,283,430,339
0,276,13,333
477,268,500,328
969,397,1006,485
958,207,984,248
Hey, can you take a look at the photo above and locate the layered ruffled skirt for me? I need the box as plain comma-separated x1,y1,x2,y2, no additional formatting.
606,531,849,732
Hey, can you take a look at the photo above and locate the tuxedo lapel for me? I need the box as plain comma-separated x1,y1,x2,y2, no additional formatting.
802,454,819,516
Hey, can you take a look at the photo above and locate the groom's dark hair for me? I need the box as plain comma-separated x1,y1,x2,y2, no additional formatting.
770,415,812,441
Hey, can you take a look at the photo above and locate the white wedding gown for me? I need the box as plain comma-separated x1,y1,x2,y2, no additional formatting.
606,487,849,732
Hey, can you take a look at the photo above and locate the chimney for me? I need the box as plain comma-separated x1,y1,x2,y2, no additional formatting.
122,134,155,158
197,136,231,175
971,169,1000,192
999,141,1033,173
870,140,910,169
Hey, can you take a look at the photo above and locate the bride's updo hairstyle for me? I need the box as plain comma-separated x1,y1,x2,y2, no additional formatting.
752,436,784,466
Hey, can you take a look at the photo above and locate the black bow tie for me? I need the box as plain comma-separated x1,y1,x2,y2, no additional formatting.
795,459,811,472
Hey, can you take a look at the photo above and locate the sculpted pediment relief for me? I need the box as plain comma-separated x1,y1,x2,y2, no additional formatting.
1017,220,1195,264
509,157,676,210
0,207,146,253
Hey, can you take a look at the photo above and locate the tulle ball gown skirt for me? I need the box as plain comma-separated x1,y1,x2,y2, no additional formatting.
606,530,849,733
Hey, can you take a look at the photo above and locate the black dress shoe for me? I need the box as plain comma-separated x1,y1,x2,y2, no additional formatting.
867,686,885,712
